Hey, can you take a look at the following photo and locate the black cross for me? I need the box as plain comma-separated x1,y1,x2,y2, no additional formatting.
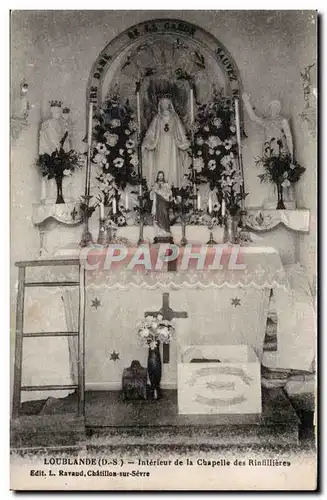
145,293,188,363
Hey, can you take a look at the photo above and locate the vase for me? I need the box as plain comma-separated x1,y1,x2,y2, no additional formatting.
55,176,65,204
276,184,286,210
147,343,162,400
223,215,239,243
79,213,93,247
283,184,296,210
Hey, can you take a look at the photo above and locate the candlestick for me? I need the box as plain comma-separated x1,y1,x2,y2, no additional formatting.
136,92,141,133
190,87,194,124
234,97,242,150
208,192,212,214
197,193,201,211
234,97,246,216
99,202,104,220
112,197,117,215
85,102,93,197
125,191,129,211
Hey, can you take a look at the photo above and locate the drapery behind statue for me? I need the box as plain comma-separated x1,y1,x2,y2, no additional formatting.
142,98,190,188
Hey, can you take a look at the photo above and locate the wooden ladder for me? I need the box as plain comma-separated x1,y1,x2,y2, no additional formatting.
12,259,86,419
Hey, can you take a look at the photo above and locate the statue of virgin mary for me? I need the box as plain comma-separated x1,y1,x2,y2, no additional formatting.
142,97,190,188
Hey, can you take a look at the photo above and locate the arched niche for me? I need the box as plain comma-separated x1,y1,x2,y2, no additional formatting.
86,19,243,132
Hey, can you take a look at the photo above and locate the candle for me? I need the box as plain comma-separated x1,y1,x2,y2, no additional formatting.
190,87,194,124
139,183,142,197
208,192,212,214
87,102,93,147
136,92,141,133
99,202,104,220
197,193,201,211
221,199,226,218
85,102,93,197
234,98,242,153
125,191,129,211
112,197,117,215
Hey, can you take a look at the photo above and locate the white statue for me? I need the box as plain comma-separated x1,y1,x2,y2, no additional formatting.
39,102,72,203
242,93,293,160
39,101,69,155
142,97,190,188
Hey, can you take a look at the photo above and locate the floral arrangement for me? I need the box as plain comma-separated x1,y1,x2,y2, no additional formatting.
220,156,246,216
191,89,237,182
37,132,84,203
191,88,246,217
37,132,83,181
255,139,306,188
137,315,175,350
91,93,140,207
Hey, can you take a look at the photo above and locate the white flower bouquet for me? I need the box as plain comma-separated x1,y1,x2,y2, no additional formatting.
137,314,175,350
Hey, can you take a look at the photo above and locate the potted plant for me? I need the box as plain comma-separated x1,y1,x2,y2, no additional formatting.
255,139,305,209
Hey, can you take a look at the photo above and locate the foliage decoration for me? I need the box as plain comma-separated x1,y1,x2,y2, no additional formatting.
91,92,141,205
255,138,306,188
190,88,247,217
37,132,84,181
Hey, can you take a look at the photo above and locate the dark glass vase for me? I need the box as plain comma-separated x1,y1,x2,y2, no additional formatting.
147,343,162,400
55,175,65,204
276,184,285,210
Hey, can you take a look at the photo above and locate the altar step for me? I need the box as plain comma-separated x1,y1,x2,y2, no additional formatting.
86,388,299,447
86,424,298,448
11,414,85,450
11,388,300,450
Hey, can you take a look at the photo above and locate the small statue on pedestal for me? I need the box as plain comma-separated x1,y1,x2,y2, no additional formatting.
150,171,173,243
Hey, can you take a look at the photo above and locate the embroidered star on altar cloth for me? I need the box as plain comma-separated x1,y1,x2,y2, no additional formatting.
91,297,102,310
110,350,120,362
231,297,241,307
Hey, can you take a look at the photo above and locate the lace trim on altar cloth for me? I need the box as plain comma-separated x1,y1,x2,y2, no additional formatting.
84,268,288,290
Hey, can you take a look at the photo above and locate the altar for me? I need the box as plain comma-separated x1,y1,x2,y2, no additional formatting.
10,13,316,455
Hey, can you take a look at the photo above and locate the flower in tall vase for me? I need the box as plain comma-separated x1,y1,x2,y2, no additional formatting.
189,87,241,223
36,132,84,204
219,149,248,242
255,138,305,210
137,314,175,400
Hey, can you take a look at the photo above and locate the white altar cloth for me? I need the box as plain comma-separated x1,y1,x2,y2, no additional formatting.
19,249,315,400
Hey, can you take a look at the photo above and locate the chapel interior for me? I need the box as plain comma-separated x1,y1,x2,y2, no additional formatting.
10,10,317,451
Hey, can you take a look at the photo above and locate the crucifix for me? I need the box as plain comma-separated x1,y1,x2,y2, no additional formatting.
145,292,188,363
